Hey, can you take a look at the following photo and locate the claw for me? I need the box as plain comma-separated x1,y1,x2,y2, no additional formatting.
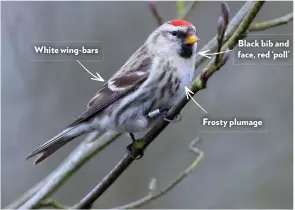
161,110,182,123
148,106,182,123
127,134,145,160
126,143,144,160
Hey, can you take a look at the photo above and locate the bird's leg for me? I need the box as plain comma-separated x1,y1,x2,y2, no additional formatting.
126,133,144,160
127,106,182,159
147,106,182,123
162,110,182,123
146,106,170,119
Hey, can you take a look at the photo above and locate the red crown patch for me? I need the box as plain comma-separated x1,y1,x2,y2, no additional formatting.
169,19,193,27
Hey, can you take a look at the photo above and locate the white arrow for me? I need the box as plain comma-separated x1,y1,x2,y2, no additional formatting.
185,86,207,113
77,60,105,82
198,49,232,59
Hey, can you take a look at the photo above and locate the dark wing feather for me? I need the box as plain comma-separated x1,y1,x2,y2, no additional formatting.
68,72,149,127
69,45,151,127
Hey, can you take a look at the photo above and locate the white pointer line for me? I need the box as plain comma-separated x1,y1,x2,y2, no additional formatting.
185,86,208,113
198,49,232,59
190,97,208,113
77,60,104,82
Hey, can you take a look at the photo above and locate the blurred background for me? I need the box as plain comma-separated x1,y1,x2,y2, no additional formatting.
1,1,293,208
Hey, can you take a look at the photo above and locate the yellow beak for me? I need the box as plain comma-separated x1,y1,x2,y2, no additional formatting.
185,35,200,45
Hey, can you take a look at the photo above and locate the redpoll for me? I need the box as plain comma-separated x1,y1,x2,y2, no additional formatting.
27,19,199,164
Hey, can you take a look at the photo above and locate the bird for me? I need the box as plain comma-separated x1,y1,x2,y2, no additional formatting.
26,19,200,164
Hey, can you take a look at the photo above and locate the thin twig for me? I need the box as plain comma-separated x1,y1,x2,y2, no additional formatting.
176,1,186,18
178,1,198,20
195,1,255,68
116,138,204,209
36,198,68,209
6,178,47,209
215,2,230,65
74,2,265,208
197,1,265,87
148,1,164,25
249,12,293,31
19,131,120,209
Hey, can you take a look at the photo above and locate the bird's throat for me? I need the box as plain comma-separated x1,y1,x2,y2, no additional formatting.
179,43,194,58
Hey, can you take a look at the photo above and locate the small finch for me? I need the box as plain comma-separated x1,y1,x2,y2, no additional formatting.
26,20,199,164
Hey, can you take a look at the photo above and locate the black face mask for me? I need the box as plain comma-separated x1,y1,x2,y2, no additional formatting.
179,43,194,58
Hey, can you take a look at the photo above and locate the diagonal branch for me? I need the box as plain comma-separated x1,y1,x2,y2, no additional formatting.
177,1,198,20
35,198,68,209
194,1,255,68
149,0,199,26
115,138,204,209
148,2,164,25
249,12,293,31
18,131,120,209
74,2,265,208
6,178,48,209
215,2,230,65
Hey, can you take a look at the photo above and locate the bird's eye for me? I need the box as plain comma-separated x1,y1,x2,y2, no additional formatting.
170,31,187,39
171,31,178,36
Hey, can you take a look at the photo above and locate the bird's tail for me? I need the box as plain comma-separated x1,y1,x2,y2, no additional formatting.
26,125,83,165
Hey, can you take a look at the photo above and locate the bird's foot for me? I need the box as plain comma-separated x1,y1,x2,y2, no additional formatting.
147,106,182,123
126,140,145,160
160,107,182,123
127,133,145,160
